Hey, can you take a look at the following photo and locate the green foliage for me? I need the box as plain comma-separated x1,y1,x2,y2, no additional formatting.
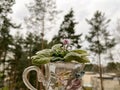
0,0,15,15
84,64,99,72
50,9,82,48
50,57,64,62
5,32,49,89
10,34,28,89
64,52,89,63
0,0,20,89
36,49,53,57
106,62,119,72
86,11,115,55
32,57,52,65
0,86,9,90
86,11,116,90
83,87,92,90
32,44,90,65
0,72,3,78
84,64,94,71
0,0,89,90
71,49,88,55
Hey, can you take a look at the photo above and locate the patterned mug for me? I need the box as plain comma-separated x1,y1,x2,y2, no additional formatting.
22,62,85,90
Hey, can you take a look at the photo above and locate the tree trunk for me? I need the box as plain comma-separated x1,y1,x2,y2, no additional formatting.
96,29,104,90
40,3,45,90
3,50,7,88
98,54,104,90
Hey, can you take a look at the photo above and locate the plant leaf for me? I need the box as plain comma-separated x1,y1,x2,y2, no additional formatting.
32,57,52,65
51,44,62,51
36,49,53,57
71,49,87,54
64,52,89,63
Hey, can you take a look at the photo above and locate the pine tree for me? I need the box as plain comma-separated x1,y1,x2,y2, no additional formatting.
0,0,20,88
51,9,82,49
25,1,58,89
10,32,49,89
10,33,27,89
86,11,116,90
25,0,58,49
24,32,49,89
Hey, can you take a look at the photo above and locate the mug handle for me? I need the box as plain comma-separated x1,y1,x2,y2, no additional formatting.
22,66,45,90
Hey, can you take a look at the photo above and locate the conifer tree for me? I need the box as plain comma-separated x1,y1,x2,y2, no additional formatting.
0,0,20,88
86,11,116,90
11,32,49,89
51,9,82,49
25,1,58,89
11,33,27,89
25,0,58,49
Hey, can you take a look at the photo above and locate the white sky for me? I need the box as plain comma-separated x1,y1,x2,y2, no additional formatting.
11,0,120,41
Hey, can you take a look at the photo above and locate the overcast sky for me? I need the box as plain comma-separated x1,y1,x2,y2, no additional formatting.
11,0,120,41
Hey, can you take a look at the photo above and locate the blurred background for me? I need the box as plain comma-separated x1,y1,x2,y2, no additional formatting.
0,0,120,90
